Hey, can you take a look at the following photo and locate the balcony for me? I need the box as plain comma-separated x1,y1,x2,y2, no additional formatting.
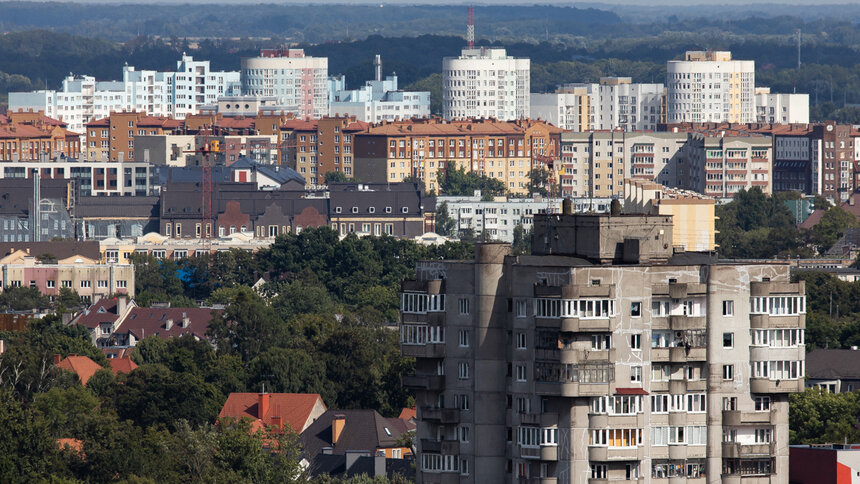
420,438,459,454
669,315,706,330
750,378,804,394
520,446,541,459
561,348,615,365
749,313,805,329
722,409,777,426
668,282,707,299
670,346,706,362
402,375,445,391
402,343,445,359
421,407,460,423
560,316,616,333
721,442,775,458
540,445,558,461
750,280,804,297
588,446,643,461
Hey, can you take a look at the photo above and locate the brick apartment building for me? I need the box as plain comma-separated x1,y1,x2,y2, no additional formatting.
0,110,81,161
279,116,369,187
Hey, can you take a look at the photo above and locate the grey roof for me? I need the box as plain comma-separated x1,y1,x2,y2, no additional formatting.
75,196,160,218
160,182,323,220
0,179,71,216
0,241,100,260
300,409,406,462
328,183,425,217
230,156,305,185
826,228,860,256
807,349,860,380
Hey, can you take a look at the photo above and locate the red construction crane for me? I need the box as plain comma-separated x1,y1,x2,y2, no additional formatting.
185,130,218,251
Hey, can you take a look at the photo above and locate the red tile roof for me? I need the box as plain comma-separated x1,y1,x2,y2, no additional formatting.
107,356,138,375
219,392,325,434
398,407,416,422
799,209,826,230
56,354,103,385
74,298,122,330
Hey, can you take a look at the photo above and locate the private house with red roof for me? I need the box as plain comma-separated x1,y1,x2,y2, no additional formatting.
54,354,104,385
108,306,221,347
107,356,138,375
219,392,327,434
73,295,134,346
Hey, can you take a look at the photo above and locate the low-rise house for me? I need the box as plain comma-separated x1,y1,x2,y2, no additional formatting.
219,392,327,434
806,348,860,393
301,409,413,464
108,306,219,347
54,354,103,385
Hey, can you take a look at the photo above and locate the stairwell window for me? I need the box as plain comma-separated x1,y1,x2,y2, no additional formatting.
516,364,528,382
723,364,734,380
458,298,470,315
458,362,470,380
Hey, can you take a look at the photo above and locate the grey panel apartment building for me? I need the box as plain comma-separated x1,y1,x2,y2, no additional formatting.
400,211,805,483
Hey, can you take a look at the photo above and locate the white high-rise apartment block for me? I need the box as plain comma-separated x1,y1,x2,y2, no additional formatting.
532,78,663,132
443,47,530,121
241,49,329,120
755,88,810,124
8,55,240,134
667,51,755,124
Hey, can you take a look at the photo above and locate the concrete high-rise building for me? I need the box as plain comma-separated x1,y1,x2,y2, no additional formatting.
532,78,664,132
329,73,430,123
754,88,810,124
667,51,755,124
442,47,530,121
8,55,240,135
401,211,805,484
240,49,329,120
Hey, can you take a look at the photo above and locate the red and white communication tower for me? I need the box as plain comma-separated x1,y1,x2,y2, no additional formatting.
467,6,474,49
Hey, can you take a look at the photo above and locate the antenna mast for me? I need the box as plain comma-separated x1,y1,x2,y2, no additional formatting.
467,6,474,49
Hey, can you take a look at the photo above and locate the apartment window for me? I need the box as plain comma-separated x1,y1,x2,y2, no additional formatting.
456,394,470,410
754,396,771,411
651,394,669,413
723,333,734,349
631,301,642,317
723,397,738,411
516,299,528,317
591,334,611,350
61,280,72,288
516,332,527,350
98,280,108,288
591,464,608,479
460,459,469,476
723,300,734,316
630,334,641,350
459,330,470,347
754,428,772,443
46,280,55,288
458,298,470,315
687,394,706,413
458,362,470,379
80,280,91,288
630,366,642,383
723,364,734,380
651,365,669,382
116,280,127,289
458,426,471,443
517,397,530,413
516,364,528,382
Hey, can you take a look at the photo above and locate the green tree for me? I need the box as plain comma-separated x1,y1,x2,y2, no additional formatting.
324,170,350,183
434,202,456,237
790,388,860,444
512,224,532,255
526,168,550,197
436,166,506,199
808,205,858,253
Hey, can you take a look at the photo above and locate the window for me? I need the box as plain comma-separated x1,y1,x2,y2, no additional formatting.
723,332,734,348
631,301,642,317
541,427,559,446
80,280,91,288
458,362,470,380
723,300,734,316
755,428,772,443
754,396,771,412
516,364,528,382
458,298,470,315
456,394,470,410
631,366,642,383
516,397,530,413
630,334,641,350
651,364,669,382
460,459,469,476
591,464,608,479
592,334,611,350
723,365,734,380
61,280,72,288
459,330,470,347
652,300,669,316
98,280,108,288
651,394,669,413
458,426,470,442
687,393,706,413
723,397,738,411
516,332,527,350
516,299,528,317
46,280,56,288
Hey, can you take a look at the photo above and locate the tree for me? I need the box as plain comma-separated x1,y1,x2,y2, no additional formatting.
57,287,82,309
436,166,506,199
526,168,549,197
790,388,860,444
808,205,858,253
324,170,350,184
434,202,456,237
512,224,532,255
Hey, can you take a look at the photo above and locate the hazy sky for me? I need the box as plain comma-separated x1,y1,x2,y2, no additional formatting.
6,0,860,3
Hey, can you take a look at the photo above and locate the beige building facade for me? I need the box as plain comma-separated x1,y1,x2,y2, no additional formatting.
401,213,804,484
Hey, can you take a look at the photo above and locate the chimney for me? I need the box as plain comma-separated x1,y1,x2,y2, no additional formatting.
332,414,346,445
53,354,62,365
181,312,190,328
374,455,386,476
165,319,173,330
116,295,128,317
258,391,270,419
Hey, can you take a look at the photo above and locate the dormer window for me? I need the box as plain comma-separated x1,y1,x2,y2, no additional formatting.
401,207,408,213
385,207,392,213
335,207,342,213
369,207,376,213
352,207,358,214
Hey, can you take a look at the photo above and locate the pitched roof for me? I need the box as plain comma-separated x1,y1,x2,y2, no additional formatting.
826,228,860,257
798,209,826,230
107,356,138,375
56,354,103,385
301,409,406,461
219,392,325,434
0,241,100,261
807,349,860,380
397,407,416,422
116,307,220,341
75,298,122,329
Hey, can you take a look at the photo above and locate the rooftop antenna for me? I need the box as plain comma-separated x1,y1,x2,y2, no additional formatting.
374,54,382,82
467,6,475,49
